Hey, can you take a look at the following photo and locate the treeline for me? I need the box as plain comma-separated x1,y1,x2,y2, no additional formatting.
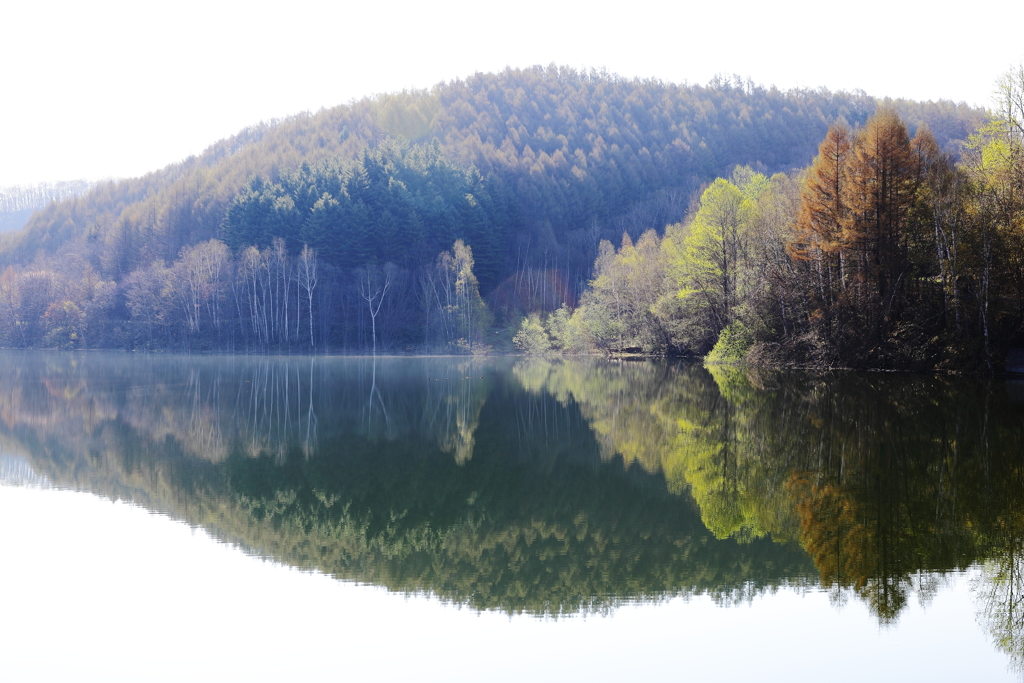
0,143,500,350
0,180,94,233
0,235,490,352
516,68,1024,369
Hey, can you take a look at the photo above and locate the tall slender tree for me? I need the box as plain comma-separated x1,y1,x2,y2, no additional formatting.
842,108,918,343
791,123,852,343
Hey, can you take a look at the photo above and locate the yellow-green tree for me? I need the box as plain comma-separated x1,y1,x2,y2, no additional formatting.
961,66,1024,357
662,170,767,354
562,229,670,352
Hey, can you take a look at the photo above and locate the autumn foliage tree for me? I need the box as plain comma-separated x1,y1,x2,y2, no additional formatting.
791,124,852,346
782,108,978,365
841,108,921,344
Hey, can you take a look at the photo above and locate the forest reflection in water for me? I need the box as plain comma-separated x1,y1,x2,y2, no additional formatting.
1,352,1023,670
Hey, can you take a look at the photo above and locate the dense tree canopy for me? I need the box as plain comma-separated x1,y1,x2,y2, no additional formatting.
0,66,994,356
526,72,1024,369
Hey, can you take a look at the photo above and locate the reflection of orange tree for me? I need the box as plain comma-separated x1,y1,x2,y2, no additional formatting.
786,474,915,618
513,358,1024,626
790,477,871,592
694,369,1024,624
785,449,965,622
782,380,1006,625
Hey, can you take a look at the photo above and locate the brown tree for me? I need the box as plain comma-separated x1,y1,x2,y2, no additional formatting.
842,108,919,344
791,123,852,343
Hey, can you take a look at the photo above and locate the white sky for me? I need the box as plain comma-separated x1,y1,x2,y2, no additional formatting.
1,0,1022,187
1,484,1017,682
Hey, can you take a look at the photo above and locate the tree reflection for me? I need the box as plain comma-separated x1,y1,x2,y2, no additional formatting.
974,509,1024,675
509,357,1024,627
0,352,811,615
2,352,1023,628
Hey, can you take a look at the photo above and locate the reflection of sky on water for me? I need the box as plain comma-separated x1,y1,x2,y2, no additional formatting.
0,483,1015,683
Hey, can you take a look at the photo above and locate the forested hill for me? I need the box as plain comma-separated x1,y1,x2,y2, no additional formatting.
4,68,982,275
0,66,987,351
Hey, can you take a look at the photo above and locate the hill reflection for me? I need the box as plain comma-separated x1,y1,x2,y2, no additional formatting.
1,354,1023,640
0,353,812,615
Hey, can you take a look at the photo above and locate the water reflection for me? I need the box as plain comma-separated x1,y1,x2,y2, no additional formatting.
976,539,1024,675
1,354,1023,640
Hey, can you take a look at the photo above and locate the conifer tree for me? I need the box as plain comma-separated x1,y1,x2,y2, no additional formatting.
841,108,918,344
791,123,852,342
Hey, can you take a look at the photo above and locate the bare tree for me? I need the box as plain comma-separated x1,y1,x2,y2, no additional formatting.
298,244,319,350
357,262,396,355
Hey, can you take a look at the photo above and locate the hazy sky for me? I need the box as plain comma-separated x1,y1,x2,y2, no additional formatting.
1,0,1021,187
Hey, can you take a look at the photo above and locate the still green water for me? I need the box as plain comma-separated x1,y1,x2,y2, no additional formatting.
1,352,1022,681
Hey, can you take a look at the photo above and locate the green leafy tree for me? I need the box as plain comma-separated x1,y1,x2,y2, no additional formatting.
663,174,765,354
513,313,552,354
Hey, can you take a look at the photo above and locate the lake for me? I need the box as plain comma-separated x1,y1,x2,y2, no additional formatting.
1,351,1022,681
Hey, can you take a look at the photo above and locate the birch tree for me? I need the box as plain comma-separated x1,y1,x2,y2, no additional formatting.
298,244,318,349
357,262,396,354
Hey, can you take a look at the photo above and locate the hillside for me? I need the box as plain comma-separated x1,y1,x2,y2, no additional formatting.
0,66,988,351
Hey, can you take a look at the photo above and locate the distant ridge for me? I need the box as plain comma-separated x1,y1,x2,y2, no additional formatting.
0,180,95,233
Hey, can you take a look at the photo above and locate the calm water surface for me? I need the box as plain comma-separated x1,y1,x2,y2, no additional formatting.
1,352,1022,681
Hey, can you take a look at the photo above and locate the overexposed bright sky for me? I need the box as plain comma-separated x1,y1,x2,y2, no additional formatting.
1,0,1022,187
0,484,1016,682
